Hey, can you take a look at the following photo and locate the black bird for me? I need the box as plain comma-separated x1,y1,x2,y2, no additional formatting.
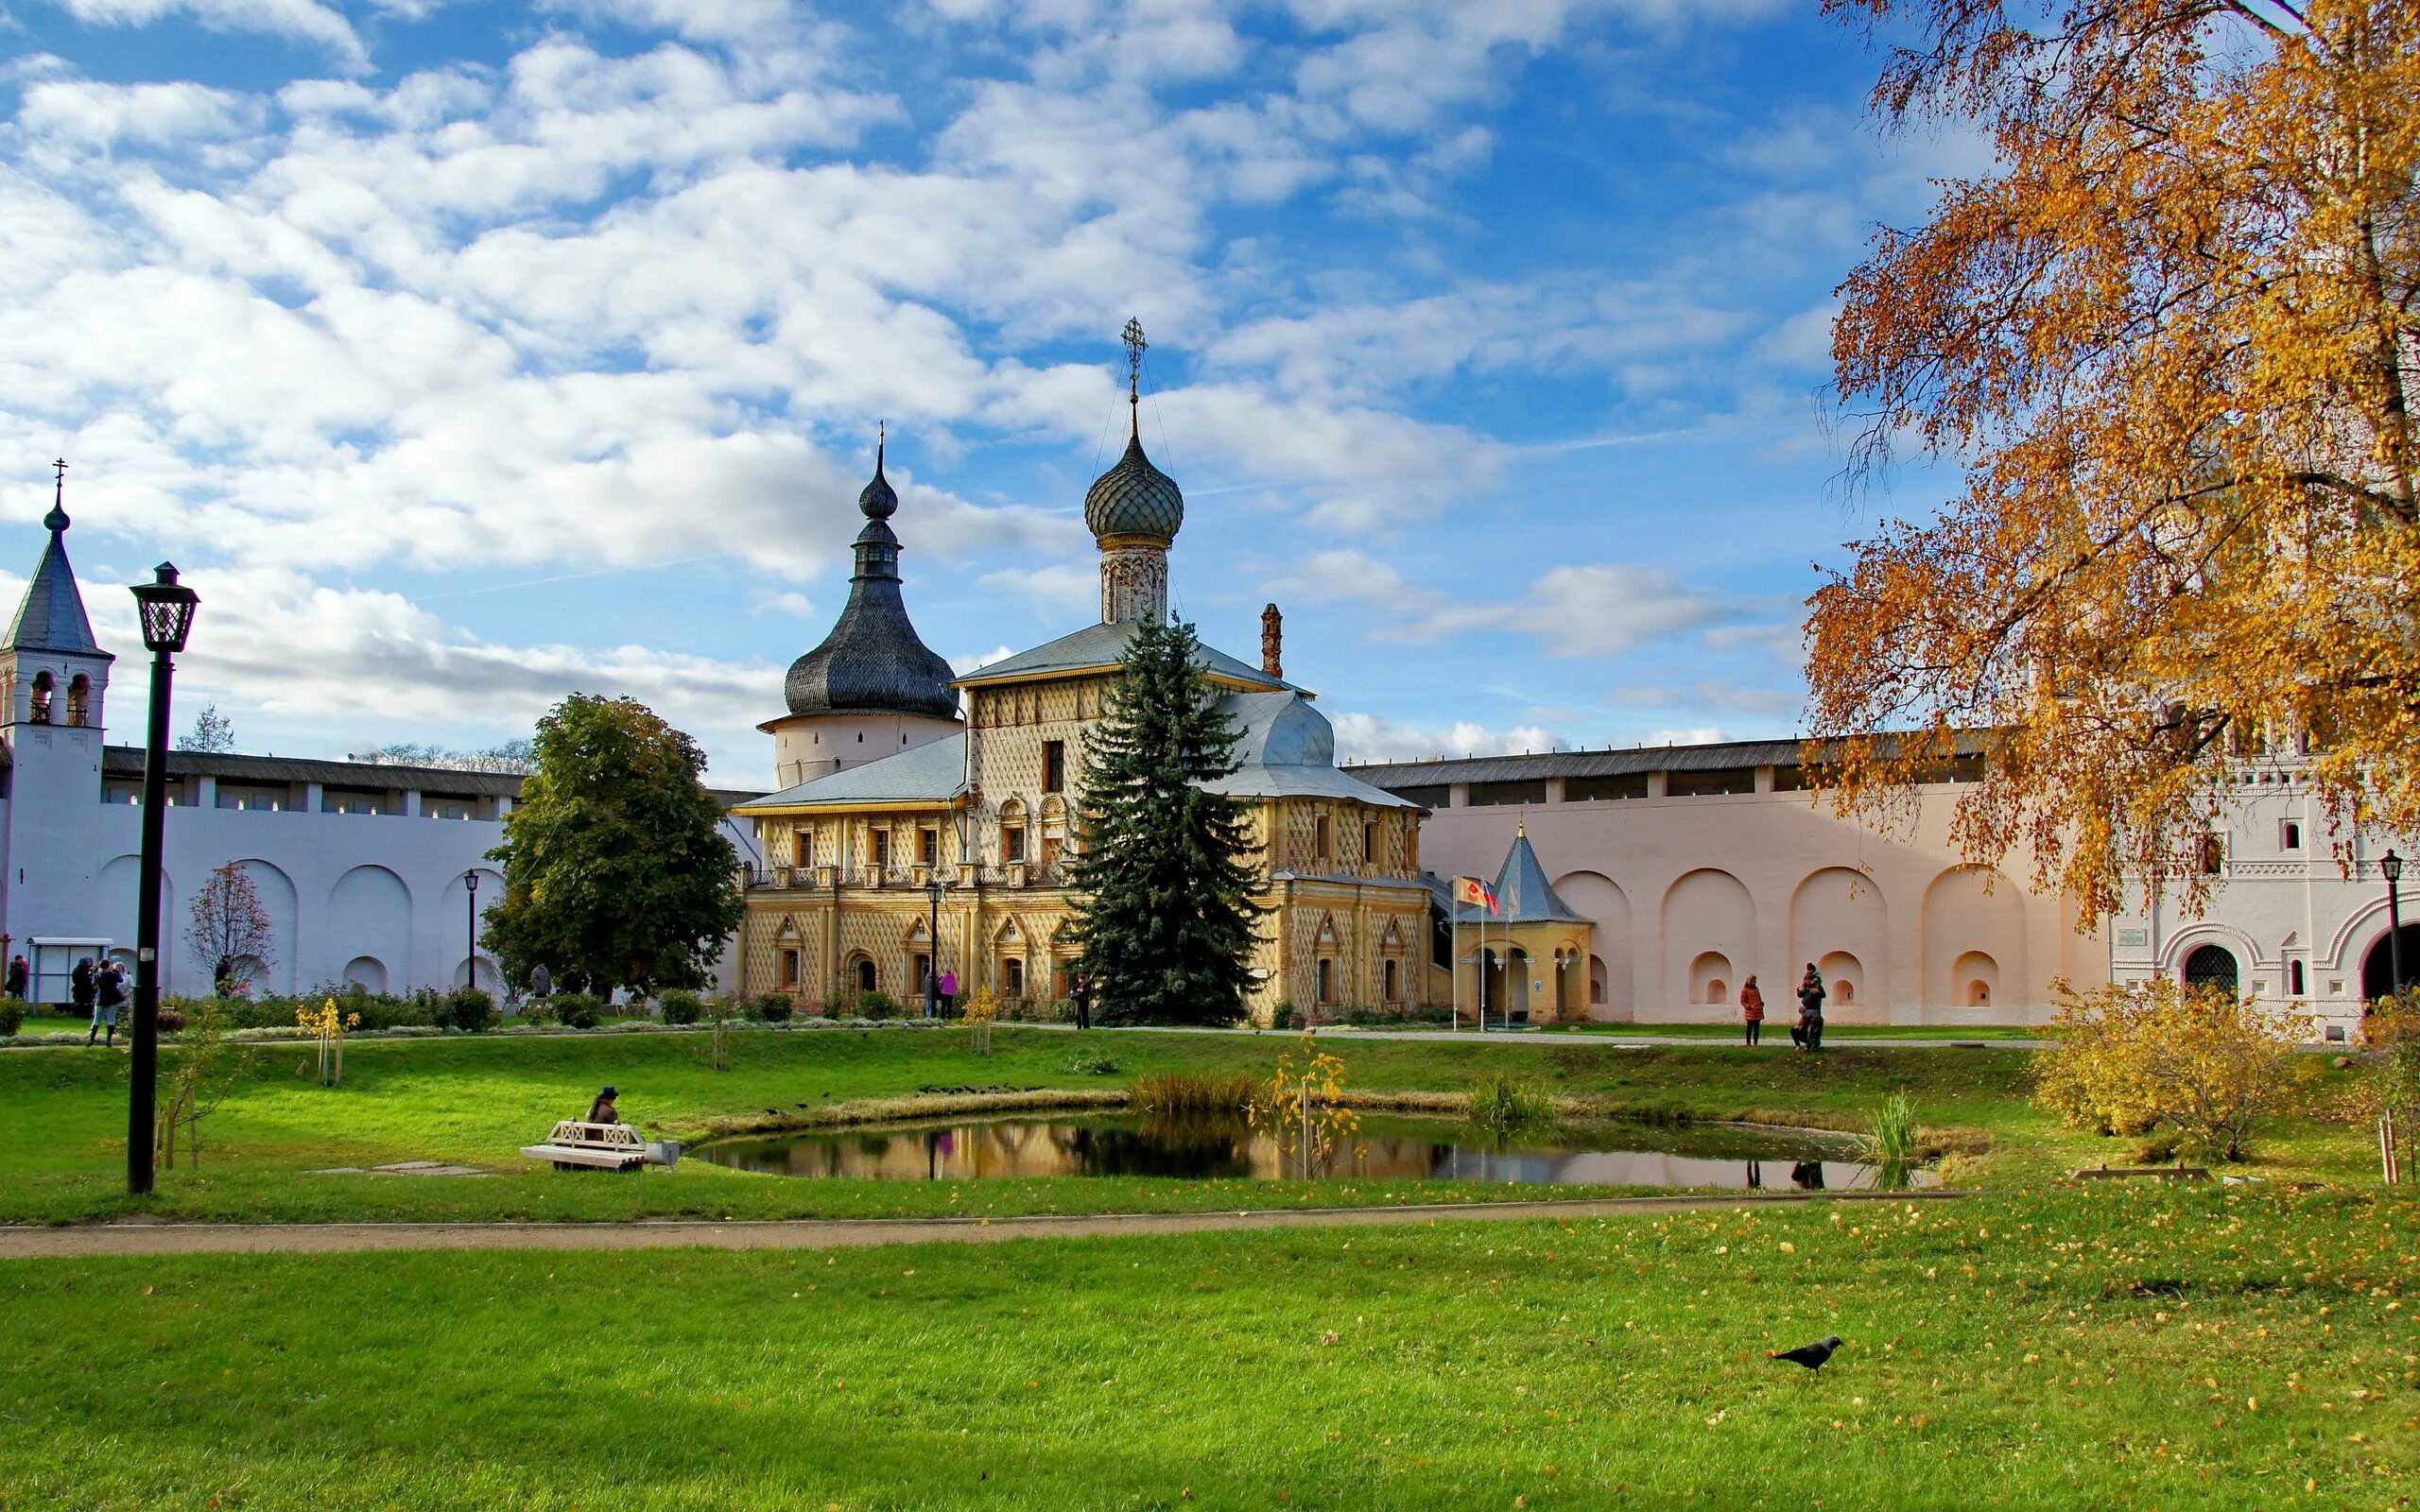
1768,1336,1843,1370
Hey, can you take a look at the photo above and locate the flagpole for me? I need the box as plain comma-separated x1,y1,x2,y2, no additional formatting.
1451,891,1462,1034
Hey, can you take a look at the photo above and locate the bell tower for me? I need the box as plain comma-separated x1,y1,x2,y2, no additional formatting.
2,460,113,740
1,461,117,990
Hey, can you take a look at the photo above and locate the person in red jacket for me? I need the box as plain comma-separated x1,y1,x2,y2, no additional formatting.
1738,975,1766,1046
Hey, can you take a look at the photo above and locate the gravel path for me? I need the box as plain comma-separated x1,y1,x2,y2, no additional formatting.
0,1189,1959,1259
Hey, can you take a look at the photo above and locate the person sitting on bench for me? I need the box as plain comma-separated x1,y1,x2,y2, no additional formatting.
585,1085,619,1124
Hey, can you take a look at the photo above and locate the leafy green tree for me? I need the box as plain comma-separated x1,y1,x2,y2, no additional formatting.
484,695,743,1000
1066,619,1262,1024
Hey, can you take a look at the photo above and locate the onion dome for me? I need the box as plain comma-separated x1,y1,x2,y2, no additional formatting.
782,436,959,721
1083,431,1184,542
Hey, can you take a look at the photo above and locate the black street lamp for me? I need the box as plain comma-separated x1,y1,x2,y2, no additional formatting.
463,868,480,994
127,563,199,1195
2385,850,2405,998
924,877,946,1019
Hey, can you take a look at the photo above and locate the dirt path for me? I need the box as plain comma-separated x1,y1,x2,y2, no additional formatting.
0,1189,1959,1259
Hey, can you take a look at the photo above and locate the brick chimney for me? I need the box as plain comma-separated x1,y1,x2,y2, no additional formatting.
1261,603,1282,679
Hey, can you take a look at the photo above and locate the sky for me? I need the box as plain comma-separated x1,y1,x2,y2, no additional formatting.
0,0,1981,785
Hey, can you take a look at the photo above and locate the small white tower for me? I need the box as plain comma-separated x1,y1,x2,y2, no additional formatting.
1,461,116,988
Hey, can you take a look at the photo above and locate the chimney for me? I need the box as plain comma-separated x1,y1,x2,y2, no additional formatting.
1261,603,1282,679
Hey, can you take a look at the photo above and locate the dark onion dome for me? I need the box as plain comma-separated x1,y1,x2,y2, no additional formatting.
783,440,959,721
1083,431,1184,541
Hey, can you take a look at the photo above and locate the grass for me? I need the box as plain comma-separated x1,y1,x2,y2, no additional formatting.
0,1023,2378,1225
4,1183,2415,1509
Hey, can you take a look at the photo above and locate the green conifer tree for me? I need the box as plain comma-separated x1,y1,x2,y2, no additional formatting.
1066,619,1263,1024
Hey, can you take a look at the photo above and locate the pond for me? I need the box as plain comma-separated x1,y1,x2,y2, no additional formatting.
696,1111,1926,1191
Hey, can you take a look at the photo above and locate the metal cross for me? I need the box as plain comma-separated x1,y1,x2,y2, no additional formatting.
1121,318,1147,404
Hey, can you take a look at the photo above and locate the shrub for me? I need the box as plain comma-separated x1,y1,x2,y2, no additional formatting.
1063,1051,1120,1075
659,989,703,1025
0,998,25,1037
1270,1001,1296,1031
2036,978,2310,1161
1465,1071,1553,1131
442,988,497,1034
1132,1069,1258,1117
752,992,794,1023
856,990,897,1021
552,993,603,1030
518,1000,557,1025
155,1005,187,1036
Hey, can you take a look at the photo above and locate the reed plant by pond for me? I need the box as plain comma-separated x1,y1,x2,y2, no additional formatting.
1464,1070,1555,1132
1130,1068,1259,1117
1865,1091,1920,1189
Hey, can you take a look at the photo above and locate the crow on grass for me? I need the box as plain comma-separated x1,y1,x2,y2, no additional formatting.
1768,1336,1843,1370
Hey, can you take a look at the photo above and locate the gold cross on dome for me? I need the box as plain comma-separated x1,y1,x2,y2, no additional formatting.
1121,318,1147,404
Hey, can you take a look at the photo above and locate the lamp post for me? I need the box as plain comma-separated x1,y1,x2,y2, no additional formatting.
463,868,480,994
2385,850,2406,998
127,563,199,1195
923,876,945,1019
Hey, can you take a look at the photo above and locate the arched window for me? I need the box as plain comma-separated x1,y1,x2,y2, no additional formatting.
2289,959,2306,997
1382,957,1399,1002
64,675,90,728
856,956,877,994
2183,943,2239,996
1316,957,1335,1005
28,671,53,724
1000,955,1025,997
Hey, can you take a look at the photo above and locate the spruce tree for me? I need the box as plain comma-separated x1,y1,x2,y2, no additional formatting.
1066,618,1263,1024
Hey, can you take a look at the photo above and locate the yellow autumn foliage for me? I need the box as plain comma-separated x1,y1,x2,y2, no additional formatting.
1810,1,2420,923
2035,978,2311,1162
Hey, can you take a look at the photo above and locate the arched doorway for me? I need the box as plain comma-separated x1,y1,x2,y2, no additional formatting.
1506,948,1530,1022
2183,943,2239,996
2360,924,2420,1001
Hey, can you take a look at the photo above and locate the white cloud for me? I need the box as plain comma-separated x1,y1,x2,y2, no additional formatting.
1327,710,1563,764
43,0,371,73
979,561,1096,614
17,80,263,147
74,563,782,775
1279,550,1727,659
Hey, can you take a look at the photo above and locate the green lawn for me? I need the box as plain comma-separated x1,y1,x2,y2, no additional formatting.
5,1182,2413,1510
0,1024,2376,1223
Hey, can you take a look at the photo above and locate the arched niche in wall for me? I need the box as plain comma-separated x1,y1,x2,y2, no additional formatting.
1790,868,1888,1021
1553,869,1631,1018
1921,865,2027,1018
1662,868,1754,1016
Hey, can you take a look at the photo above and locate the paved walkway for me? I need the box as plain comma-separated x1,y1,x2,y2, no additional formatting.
0,1189,1961,1259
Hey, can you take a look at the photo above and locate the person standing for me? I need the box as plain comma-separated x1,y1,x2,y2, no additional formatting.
936,968,958,1016
71,956,97,1026
5,954,26,1002
1071,970,1095,1031
1738,975,1765,1046
89,959,127,1047
529,963,553,1001
1793,963,1826,1052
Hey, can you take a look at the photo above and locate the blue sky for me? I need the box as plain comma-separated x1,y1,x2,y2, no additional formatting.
0,0,1977,782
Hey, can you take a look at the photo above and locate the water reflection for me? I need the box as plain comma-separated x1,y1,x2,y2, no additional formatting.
698,1113,1924,1191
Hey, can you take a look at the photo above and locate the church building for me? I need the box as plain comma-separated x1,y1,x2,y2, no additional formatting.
731,331,1433,1022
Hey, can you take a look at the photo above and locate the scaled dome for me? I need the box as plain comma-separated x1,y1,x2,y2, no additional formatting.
1083,433,1184,541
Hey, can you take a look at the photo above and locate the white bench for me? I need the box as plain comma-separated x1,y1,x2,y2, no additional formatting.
520,1120,682,1172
